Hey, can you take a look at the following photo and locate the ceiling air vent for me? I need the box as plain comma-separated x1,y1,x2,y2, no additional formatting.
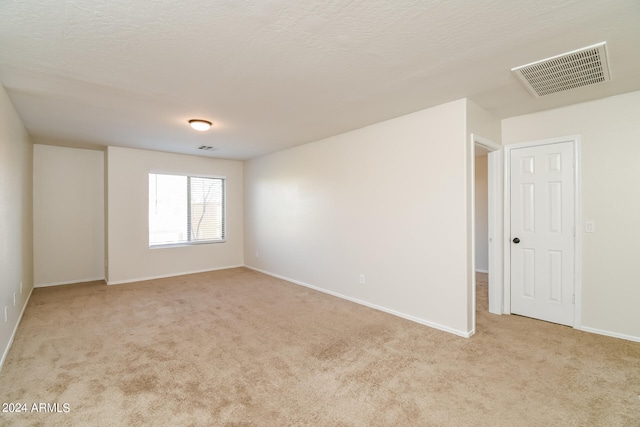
198,146,217,151
512,42,611,97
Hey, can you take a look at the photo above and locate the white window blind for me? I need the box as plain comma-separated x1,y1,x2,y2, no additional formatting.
149,173,225,246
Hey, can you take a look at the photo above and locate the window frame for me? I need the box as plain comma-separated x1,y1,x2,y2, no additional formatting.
148,172,227,248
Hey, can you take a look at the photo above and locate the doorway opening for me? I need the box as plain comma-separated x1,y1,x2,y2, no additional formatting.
470,134,503,334
475,146,489,312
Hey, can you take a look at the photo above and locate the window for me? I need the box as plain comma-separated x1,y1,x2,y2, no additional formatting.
149,173,225,247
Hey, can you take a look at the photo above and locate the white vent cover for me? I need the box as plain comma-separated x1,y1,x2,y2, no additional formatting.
512,42,611,97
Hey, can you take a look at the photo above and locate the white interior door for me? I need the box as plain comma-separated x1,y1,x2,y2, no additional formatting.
510,141,575,326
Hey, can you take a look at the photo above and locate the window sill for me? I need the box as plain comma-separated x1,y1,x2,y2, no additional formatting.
149,240,226,249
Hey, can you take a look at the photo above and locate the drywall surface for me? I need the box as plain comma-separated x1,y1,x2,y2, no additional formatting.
245,99,472,336
106,147,244,284
0,85,33,369
474,154,488,272
466,99,502,144
33,145,104,286
502,90,640,341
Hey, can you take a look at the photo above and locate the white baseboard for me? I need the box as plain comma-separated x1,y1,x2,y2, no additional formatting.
245,265,473,338
475,269,489,274
35,277,105,288
106,265,245,285
0,286,34,373
579,325,640,343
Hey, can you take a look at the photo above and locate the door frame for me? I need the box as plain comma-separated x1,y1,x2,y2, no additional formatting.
503,135,583,328
470,134,503,325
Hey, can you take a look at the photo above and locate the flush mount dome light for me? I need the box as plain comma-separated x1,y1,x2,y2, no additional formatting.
189,119,212,131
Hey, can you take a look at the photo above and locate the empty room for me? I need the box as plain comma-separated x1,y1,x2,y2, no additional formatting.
1,1,640,425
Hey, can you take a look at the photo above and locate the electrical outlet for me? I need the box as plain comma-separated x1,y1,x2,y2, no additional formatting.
359,274,366,285
585,221,595,233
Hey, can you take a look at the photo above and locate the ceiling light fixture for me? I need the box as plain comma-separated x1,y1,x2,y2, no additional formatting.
189,119,212,131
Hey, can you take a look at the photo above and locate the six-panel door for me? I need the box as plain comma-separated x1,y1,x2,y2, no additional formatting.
510,141,575,326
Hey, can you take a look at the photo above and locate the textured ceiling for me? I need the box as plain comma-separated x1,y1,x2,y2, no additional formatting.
1,0,639,159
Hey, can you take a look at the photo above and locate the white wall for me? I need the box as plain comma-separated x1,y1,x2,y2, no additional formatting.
474,154,488,272
106,146,244,284
502,90,640,341
33,145,104,286
0,85,33,369
245,99,474,336
466,100,502,145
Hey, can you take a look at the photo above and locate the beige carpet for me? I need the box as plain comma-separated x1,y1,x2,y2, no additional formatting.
0,268,639,426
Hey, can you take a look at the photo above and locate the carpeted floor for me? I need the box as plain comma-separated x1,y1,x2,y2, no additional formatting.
0,268,639,426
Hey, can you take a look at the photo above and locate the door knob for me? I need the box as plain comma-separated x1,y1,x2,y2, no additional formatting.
513,238,520,244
